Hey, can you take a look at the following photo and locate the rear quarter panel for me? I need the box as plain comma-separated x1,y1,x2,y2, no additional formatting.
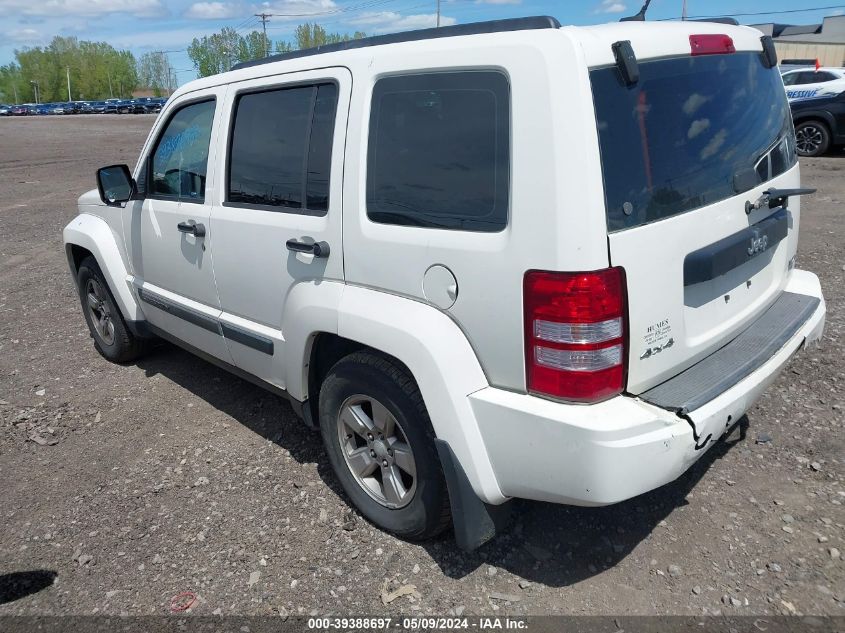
340,30,610,391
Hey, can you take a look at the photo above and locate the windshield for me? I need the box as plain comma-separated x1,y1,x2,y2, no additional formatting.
590,52,796,232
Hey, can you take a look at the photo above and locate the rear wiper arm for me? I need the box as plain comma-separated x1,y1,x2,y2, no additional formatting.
745,187,816,214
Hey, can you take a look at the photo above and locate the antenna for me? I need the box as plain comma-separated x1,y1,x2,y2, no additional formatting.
620,0,652,22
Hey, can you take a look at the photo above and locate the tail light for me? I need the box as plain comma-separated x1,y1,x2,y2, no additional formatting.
524,268,627,403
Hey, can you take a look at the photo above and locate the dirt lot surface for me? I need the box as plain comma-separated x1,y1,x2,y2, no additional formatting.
0,116,843,617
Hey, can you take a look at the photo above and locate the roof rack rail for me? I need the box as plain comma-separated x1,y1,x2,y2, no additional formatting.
232,15,561,71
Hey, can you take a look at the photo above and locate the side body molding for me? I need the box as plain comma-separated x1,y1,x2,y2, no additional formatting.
63,212,143,322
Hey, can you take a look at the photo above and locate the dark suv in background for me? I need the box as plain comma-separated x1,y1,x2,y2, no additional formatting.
791,90,845,156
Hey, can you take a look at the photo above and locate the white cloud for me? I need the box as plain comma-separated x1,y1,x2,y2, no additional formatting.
5,27,42,43
700,128,726,160
0,0,167,18
682,92,710,115
184,2,241,19
184,0,343,24
252,0,338,19
347,11,456,33
109,26,219,50
687,118,709,139
596,0,626,14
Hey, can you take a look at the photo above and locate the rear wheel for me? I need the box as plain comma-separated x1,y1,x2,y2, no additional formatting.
318,351,451,540
77,256,147,363
795,120,831,157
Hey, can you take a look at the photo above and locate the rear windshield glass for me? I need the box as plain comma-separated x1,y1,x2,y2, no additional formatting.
590,52,796,232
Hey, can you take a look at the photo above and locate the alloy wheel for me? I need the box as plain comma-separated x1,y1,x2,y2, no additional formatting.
795,124,825,156
336,394,417,509
85,278,115,346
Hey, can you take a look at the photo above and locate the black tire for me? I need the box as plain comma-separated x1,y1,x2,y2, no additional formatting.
318,351,451,540
77,256,147,363
795,120,831,157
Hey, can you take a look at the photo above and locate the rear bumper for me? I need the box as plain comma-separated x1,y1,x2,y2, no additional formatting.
469,269,825,506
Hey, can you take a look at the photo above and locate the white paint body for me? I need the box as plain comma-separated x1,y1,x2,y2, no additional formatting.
64,21,826,506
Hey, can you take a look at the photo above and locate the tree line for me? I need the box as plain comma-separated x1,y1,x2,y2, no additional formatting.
187,24,367,77
0,23,366,104
0,37,137,104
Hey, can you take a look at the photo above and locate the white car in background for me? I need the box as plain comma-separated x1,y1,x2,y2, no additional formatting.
782,67,845,101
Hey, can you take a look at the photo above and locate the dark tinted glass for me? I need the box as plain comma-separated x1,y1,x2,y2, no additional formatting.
367,72,509,232
150,99,215,201
306,84,338,212
590,52,795,232
229,86,311,209
228,83,338,214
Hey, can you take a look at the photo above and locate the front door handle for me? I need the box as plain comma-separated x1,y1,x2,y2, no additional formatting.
177,220,206,237
286,239,330,258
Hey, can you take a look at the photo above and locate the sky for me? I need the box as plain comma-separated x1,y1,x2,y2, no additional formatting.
1,0,842,87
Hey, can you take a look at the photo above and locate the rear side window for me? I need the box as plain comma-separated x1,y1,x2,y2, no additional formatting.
150,99,215,202
591,52,796,232
228,83,338,215
366,71,510,232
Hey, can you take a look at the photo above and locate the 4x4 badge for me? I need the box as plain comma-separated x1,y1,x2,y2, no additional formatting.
640,337,674,360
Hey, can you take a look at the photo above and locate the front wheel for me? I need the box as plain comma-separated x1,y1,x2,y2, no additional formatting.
318,351,451,540
795,120,831,157
77,256,147,363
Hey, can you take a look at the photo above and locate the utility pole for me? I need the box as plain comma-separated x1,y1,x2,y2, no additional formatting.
30,80,39,104
66,66,72,101
13,83,18,104
436,0,440,27
255,13,271,57
107,70,114,98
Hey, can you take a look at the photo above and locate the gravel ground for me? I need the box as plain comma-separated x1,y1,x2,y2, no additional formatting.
0,116,842,617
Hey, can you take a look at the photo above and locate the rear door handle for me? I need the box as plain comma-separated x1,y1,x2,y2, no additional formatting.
177,220,206,237
286,239,330,258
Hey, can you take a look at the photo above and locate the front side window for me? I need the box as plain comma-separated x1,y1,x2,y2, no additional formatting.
366,71,510,232
228,83,338,215
150,99,215,202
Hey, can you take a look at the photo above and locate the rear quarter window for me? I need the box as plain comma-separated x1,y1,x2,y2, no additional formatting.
366,71,510,232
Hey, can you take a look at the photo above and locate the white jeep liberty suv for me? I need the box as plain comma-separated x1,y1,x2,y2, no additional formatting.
64,16,826,550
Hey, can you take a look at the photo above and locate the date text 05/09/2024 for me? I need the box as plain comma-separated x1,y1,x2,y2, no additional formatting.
306,617,529,630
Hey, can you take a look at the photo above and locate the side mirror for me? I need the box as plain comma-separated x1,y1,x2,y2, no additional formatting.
96,164,135,207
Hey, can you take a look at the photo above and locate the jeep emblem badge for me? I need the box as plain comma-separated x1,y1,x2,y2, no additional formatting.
748,234,768,256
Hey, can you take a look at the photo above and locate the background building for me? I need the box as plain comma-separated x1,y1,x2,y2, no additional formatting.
751,15,845,67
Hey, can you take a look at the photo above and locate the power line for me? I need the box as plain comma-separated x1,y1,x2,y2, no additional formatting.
266,1,435,31
261,0,400,18
660,4,845,20
234,16,260,35
231,15,259,31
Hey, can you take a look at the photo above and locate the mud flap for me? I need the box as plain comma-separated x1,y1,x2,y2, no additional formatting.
435,439,512,552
